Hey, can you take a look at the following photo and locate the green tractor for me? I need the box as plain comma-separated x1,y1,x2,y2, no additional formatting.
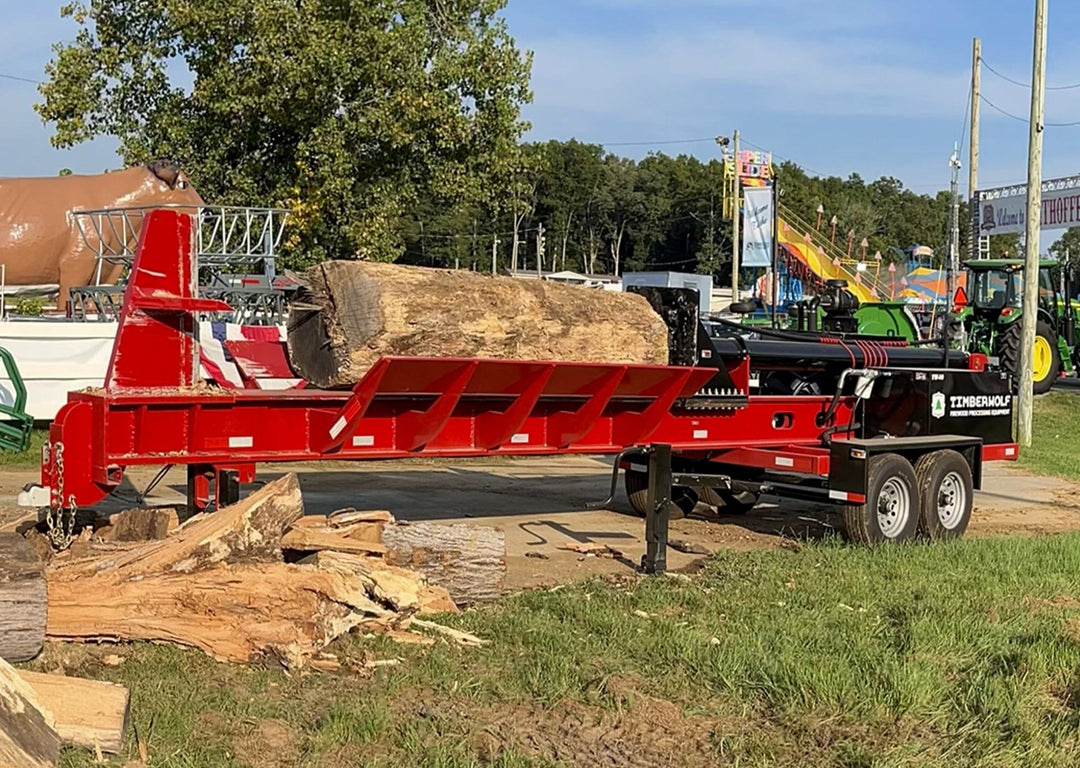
956,259,1080,394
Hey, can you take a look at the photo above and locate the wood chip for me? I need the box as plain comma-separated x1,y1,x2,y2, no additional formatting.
558,542,622,558
669,539,710,555
524,551,550,560
329,508,394,526
409,618,488,647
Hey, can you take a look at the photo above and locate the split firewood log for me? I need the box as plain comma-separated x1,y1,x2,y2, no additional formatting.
0,655,60,768
18,671,129,754
0,532,47,662
286,260,670,388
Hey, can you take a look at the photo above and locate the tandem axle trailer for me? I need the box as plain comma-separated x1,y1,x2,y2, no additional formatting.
23,209,1018,572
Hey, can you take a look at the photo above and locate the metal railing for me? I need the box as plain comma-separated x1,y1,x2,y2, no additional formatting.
777,204,895,300
69,205,294,324
71,204,290,281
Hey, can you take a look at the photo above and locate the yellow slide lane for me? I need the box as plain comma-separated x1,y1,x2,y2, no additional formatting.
776,217,879,303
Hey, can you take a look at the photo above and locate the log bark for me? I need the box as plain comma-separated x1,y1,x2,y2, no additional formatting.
0,656,59,768
287,260,670,389
382,522,505,605
18,671,129,754
0,533,47,663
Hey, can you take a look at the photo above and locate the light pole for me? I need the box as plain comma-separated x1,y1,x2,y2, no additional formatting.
716,133,740,302
947,144,962,308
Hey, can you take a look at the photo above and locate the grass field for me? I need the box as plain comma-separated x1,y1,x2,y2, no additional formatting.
1019,391,1080,481
40,533,1080,768
19,392,1080,767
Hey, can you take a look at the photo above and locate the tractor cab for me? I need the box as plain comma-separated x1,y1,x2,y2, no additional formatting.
965,259,1057,320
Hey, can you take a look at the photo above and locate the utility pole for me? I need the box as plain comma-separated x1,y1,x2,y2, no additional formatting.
947,144,962,306
491,235,499,275
968,37,982,260
1018,0,1048,447
536,222,545,279
731,130,741,301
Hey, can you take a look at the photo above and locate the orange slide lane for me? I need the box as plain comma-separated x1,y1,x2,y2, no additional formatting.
776,217,880,303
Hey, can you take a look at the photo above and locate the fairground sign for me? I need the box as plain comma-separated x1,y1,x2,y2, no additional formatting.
974,173,1080,236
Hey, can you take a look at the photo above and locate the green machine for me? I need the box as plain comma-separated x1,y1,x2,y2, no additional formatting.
955,259,1080,394
0,347,34,452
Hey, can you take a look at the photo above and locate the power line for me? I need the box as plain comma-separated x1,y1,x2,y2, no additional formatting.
979,93,1080,127
598,137,719,148
982,59,1080,91
0,72,41,85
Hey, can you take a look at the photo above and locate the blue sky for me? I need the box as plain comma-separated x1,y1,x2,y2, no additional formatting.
2,0,1080,198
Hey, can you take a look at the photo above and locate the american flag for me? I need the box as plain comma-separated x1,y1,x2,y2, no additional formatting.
198,321,305,390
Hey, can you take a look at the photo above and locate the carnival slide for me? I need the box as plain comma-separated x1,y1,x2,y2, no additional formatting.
775,210,881,303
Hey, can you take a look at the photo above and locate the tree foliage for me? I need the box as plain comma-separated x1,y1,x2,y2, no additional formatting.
408,145,958,279
37,0,533,266
37,2,958,277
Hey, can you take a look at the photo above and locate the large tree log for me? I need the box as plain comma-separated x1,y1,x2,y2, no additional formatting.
287,261,670,389
46,563,390,667
0,656,59,768
0,533,47,663
18,671,129,754
382,522,505,605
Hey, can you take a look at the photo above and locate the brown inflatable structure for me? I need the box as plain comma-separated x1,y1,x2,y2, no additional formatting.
0,161,203,309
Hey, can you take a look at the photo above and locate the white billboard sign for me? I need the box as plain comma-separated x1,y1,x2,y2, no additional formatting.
975,173,1080,236
742,187,774,268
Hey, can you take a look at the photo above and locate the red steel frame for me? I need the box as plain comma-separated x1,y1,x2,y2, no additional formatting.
42,210,1017,511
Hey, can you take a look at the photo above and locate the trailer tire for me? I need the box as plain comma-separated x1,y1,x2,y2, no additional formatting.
842,453,921,544
623,469,686,520
913,450,973,540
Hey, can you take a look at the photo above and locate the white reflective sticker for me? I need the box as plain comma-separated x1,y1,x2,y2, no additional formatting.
229,436,253,448
352,435,375,447
693,429,708,439
510,433,530,444
774,456,795,468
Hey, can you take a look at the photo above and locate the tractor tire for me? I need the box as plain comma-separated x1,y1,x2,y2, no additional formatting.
623,469,686,520
842,453,921,545
729,300,757,314
913,450,973,541
997,319,1060,395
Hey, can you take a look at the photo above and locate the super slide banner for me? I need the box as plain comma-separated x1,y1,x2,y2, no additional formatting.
742,187,774,268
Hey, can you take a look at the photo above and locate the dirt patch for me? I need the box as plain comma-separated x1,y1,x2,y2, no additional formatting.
233,718,302,768
398,678,727,768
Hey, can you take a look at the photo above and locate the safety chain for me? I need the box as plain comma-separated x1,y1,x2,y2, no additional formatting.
45,442,76,550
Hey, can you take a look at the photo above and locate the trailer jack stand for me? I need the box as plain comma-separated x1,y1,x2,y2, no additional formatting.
641,443,673,575
186,464,247,515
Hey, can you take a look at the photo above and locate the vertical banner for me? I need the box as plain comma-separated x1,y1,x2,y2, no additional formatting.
742,187,774,268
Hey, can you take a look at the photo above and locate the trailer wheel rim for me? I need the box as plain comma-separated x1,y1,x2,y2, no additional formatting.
937,471,967,530
1033,336,1052,382
877,477,911,538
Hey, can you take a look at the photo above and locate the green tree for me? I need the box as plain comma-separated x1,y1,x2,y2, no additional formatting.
37,0,533,267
